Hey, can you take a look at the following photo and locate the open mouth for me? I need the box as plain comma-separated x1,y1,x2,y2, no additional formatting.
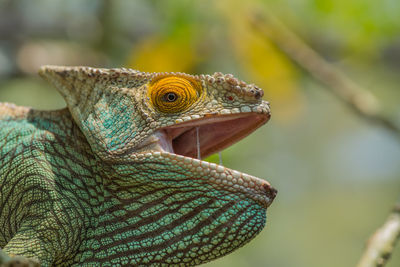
142,113,270,159
135,112,276,207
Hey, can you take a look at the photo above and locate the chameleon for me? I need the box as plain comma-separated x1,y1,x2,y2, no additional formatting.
0,66,276,266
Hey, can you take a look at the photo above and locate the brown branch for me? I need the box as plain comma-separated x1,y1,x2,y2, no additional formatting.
247,10,400,266
248,10,400,141
357,204,400,267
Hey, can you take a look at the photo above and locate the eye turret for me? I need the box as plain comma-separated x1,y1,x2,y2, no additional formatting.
148,76,202,113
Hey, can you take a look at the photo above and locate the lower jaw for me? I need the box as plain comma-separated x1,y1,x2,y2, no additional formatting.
131,138,276,207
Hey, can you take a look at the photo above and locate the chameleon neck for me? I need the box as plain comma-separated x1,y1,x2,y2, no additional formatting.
77,156,266,266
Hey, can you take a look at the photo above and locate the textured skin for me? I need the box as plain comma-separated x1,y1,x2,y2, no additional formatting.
0,66,275,266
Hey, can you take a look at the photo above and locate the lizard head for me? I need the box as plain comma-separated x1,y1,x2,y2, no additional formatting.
40,66,276,266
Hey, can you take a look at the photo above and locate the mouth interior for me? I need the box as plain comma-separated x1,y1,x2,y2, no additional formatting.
155,113,269,159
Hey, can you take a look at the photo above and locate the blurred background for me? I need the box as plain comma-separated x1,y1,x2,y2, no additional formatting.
0,0,399,266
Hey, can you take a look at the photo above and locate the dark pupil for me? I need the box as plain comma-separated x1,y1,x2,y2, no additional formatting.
164,92,177,102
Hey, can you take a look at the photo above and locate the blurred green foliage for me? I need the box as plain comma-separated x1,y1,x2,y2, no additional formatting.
0,0,399,266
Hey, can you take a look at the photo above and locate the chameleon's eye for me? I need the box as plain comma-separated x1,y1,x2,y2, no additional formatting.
149,76,201,113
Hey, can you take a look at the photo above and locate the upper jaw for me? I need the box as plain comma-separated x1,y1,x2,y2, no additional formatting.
135,111,276,208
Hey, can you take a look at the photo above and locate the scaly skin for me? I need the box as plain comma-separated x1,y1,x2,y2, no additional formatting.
0,66,276,266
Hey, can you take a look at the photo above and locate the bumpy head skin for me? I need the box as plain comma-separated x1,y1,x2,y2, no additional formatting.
38,66,275,266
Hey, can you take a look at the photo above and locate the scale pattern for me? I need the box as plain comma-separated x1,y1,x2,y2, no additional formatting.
0,66,275,266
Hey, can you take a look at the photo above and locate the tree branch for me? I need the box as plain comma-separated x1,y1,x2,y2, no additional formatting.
248,10,400,141
357,204,400,267
247,10,400,266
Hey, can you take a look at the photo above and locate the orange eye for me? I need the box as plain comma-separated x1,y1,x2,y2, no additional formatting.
148,76,201,113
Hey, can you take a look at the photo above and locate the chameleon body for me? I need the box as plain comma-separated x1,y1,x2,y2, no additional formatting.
0,66,276,266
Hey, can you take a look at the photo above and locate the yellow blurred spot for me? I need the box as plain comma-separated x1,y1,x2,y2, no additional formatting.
127,35,196,73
